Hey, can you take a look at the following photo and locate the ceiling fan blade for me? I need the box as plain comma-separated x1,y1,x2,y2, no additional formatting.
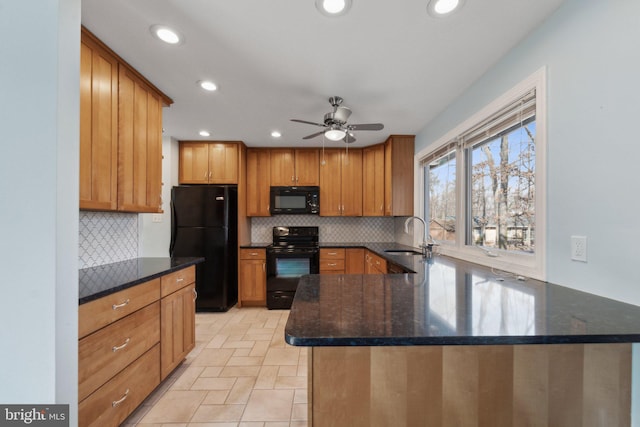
343,132,356,144
291,119,327,127
348,123,384,131
302,130,325,140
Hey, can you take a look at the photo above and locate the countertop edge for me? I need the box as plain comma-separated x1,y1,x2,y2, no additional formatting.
79,257,204,304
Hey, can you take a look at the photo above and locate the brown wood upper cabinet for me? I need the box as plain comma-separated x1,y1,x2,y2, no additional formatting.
178,141,240,184
246,148,271,217
270,149,319,186
118,67,164,212
384,135,415,216
79,30,119,211
80,27,172,213
363,143,386,216
319,148,363,216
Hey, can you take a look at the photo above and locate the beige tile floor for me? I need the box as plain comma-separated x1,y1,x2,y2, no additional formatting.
122,307,308,427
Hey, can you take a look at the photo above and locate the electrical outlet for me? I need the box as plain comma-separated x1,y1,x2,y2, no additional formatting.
152,214,163,223
571,235,587,262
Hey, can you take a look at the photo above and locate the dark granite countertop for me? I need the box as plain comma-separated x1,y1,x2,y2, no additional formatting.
79,257,204,304
285,254,640,346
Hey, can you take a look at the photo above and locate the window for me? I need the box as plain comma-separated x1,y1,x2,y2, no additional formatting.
417,69,546,279
425,148,456,242
468,116,536,253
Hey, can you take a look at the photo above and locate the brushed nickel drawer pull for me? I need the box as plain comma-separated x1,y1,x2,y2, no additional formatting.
112,299,130,310
112,338,131,352
193,288,198,302
328,252,337,255
176,277,184,282
328,263,337,267
112,389,130,407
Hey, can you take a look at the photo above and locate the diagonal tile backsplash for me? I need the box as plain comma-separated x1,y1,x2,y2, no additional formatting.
251,216,395,243
79,211,138,268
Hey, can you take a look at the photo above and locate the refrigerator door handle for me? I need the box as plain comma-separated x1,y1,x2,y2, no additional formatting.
169,199,177,255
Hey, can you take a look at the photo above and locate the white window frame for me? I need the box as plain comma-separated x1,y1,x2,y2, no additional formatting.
414,68,547,281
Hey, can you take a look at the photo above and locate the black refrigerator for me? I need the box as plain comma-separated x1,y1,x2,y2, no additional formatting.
170,185,238,311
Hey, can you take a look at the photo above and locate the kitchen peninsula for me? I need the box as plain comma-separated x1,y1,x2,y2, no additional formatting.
285,253,640,427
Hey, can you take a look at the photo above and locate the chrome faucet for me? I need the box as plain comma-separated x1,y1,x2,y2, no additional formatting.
404,216,435,258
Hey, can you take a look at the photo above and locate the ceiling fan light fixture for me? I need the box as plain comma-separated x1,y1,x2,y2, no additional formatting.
150,25,184,45
427,0,464,17
315,0,352,17
324,128,346,141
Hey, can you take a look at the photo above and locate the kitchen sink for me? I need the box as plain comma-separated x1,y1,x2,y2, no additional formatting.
384,249,423,256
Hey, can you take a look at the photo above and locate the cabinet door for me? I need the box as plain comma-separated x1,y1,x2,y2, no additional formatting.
345,248,365,274
239,259,266,304
270,149,296,186
79,33,118,211
246,149,271,216
118,67,163,213
294,149,320,186
209,143,239,184
319,149,343,216
160,283,196,380
384,135,415,216
363,144,385,216
179,142,210,184
341,149,363,216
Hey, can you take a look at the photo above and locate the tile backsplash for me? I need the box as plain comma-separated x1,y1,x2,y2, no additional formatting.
251,215,396,243
79,211,138,268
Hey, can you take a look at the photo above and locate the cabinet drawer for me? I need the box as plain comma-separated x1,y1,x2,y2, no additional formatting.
79,344,160,427
320,248,345,260
79,302,160,402
240,248,266,260
320,259,345,271
79,279,159,339
161,266,196,297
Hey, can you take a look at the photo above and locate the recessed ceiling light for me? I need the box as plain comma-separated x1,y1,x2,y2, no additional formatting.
150,25,183,45
271,131,282,138
315,0,352,17
198,80,217,92
199,130,211,137
427,0,464,17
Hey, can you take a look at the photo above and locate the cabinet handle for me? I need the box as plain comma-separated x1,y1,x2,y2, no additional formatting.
209,171,212,179
112,299,130,310
112,337,131,352
204,171,208,180
250,252,258,256
263,263,266,272
112,389,130,407
328,263,337,267
291,176,295,182
176,277,184,283
193,288,198,302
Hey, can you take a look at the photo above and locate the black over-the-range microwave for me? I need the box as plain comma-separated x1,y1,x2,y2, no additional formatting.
269,186,319,215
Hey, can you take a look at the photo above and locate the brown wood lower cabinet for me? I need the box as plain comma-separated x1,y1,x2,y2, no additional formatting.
78,265,196,426
239,248,266,306
160,282,196,380
320,248,365,274
308,343,632,427
79,344,160,427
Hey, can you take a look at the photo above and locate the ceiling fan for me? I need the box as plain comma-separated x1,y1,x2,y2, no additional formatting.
291,96,384,143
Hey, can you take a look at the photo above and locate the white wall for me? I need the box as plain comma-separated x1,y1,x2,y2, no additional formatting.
139,135,177,257
416,0,640,306
0,0,80,423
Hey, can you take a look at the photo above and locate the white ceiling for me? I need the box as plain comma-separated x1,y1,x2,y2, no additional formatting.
81,0,565,148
